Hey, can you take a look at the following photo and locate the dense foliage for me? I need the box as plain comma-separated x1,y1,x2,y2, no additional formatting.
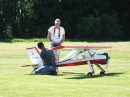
0,0,130,40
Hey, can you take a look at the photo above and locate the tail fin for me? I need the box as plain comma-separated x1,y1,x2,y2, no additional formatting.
26,47,43,68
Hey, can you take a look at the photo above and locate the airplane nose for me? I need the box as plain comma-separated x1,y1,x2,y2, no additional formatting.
106,55,110,70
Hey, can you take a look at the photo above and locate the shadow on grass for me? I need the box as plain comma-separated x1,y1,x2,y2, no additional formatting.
63,72,123,79
25,74,58,76
24,72,123,79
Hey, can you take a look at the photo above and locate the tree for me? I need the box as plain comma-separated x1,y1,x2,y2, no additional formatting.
0,0,129,40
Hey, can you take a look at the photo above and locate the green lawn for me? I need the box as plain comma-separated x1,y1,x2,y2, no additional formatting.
0,41,130,97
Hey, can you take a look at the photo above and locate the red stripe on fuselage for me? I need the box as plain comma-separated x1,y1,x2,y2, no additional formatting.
57,59,106,67
51,45,112,50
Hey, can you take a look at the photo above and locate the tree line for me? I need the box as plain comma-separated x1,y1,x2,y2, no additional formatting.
0,0,130,40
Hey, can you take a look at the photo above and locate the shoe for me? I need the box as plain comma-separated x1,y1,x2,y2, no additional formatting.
50,70,57,75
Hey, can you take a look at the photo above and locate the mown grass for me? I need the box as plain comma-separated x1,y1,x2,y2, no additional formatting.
0,40,130,97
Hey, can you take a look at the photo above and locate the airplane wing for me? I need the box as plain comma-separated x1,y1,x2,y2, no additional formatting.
51,45,112,50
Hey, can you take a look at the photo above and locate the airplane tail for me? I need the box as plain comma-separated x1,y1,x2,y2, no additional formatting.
26,47,43,68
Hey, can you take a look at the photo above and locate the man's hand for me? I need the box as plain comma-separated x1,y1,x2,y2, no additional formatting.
50,41,54,45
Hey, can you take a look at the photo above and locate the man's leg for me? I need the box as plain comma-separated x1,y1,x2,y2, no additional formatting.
49,44,60,72
54,50,60,72
35,66,50,74
54,50,60,59
48,66,57,75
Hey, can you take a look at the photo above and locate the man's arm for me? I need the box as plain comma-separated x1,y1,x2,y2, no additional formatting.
47,32,52,42
61,34,65,44
55,54,58,60
47,32,55,45
42,59,45,65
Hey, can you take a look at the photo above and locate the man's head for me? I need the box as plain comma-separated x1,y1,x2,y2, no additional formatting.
37,42,44,49
54,19,60,27
55,19,60,24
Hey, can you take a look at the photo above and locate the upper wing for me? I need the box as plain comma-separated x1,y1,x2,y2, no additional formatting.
50,45,112,50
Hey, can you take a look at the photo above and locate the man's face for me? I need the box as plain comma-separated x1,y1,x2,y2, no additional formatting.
55,23,60,28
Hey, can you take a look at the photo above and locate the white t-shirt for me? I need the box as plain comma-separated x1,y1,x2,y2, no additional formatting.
48,26,65,43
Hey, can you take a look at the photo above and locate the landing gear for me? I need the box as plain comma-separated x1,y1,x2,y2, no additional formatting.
100,71,105,75
87,61,106,76
95,63,105,75
87,61,94,76
87,72,92,76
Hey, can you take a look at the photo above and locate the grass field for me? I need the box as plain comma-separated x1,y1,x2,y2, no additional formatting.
0,41,130,97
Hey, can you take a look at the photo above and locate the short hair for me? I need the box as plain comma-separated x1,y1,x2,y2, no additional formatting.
37,42,44,49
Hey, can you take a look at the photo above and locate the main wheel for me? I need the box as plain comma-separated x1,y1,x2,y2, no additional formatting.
87,72,92,76
100,71,105,75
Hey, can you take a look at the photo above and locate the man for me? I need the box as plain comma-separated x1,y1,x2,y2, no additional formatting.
34,42,57,75
47,19,65,59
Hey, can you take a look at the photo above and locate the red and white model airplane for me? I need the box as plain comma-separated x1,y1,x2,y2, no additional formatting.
21,45,112,76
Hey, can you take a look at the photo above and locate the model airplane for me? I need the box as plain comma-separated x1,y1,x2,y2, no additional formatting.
21,45,112,76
